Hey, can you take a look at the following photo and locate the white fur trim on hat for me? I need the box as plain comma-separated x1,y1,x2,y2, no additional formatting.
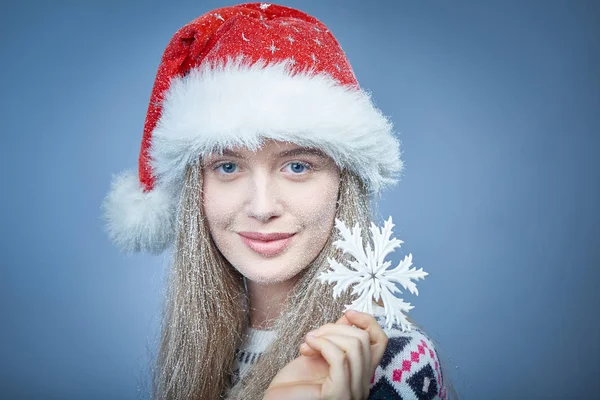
102,170,175,253
151,59,403,198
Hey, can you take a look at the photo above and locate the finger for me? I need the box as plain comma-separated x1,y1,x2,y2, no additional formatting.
303,324,371,371
304,335,351,399
326,310,388,373
309,333,368,399
344,310,388,373
334,312,353,326
302,313,381,362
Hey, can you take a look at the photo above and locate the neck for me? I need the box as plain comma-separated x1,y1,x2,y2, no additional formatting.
245,277,298,329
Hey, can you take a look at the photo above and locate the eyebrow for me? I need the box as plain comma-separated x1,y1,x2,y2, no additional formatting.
277,148,329,159
210,147,329,160
219,149,246,159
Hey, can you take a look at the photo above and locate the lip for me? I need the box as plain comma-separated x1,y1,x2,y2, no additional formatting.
238,232,296,257
238,232,295,241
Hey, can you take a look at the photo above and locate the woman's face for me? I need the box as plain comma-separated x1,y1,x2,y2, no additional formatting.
202,140,340,285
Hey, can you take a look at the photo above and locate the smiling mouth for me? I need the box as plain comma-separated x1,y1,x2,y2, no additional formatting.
238,232,296,257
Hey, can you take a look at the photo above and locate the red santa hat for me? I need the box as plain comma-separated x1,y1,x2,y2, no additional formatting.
103,2,403,253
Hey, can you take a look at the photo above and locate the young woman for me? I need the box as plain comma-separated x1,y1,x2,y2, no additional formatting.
104,3,449,399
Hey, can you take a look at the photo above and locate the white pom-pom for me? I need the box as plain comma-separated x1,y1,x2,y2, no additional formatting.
102,170,175,254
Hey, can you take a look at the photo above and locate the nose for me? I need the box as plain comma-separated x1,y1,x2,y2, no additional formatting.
245,172,283,223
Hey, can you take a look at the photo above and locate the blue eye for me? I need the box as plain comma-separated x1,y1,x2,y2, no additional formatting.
216,162,238,174
285,162,310,174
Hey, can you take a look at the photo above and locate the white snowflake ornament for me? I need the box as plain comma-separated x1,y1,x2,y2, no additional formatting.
318,217,428,331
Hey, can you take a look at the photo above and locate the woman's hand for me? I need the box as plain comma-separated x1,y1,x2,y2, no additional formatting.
263,309,388,400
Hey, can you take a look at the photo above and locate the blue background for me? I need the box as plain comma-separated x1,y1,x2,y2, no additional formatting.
1,0,599,398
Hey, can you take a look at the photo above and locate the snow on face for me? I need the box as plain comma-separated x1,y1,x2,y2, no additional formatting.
202,140,340,285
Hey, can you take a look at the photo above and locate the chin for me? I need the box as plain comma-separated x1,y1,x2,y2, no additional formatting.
238,258,305,285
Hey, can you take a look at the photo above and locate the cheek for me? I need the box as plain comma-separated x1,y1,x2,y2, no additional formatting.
202,178,239,230
288,174,340,229
292,177,340,268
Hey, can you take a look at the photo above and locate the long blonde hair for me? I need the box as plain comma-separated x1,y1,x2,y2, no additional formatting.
152,160,372,399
